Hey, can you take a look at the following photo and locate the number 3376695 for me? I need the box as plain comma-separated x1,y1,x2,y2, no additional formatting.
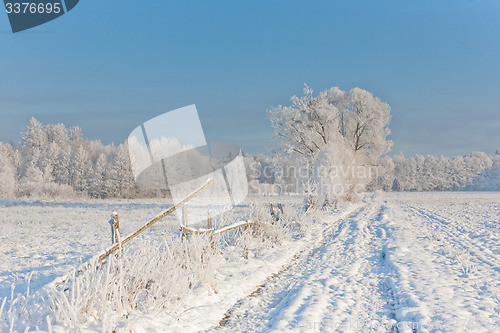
5,2,62,14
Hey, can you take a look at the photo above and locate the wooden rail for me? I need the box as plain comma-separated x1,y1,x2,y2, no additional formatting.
98,178,214,261
181,220,254,237
48,178,218,289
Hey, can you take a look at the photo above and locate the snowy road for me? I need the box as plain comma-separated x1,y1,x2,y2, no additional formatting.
211,193,500,333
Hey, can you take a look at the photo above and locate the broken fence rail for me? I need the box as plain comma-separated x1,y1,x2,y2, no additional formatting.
98,178,215,261
48,178,214,289
181,219,254,237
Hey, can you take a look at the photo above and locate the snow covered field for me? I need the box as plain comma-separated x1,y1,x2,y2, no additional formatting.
1,192,500,332
0,199,184,300
215,192,500,333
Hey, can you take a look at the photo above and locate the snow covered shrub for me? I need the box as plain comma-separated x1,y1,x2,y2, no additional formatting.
48,236,221,330
303,184,336,212
238,203,293,259
455,251,475,276
317,140,370,203
41,183,77,199
0,165,16,198
0,278,54,333
303,179,322,212
17,165,76,199
17,165,44,197
441,244,476,276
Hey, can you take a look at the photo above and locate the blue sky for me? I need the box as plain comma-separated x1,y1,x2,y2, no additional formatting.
0,0,499,156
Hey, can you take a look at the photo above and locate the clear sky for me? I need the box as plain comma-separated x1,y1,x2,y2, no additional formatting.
1,0,499,156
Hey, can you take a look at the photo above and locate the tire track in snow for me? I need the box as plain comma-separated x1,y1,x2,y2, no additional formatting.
386,204,500,332
209,203,399,332
376,204,434,333
408,206,500,275
213,205,365,332
409,205,500,326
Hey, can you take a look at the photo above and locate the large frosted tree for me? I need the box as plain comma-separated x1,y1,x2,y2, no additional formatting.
269,85,392,202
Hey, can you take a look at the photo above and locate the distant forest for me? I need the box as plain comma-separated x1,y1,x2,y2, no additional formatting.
0,118,499,199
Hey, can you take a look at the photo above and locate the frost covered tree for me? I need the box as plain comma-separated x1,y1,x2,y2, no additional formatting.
21,117,48,153
269,86,338,170
0,143,17,197
384,152,496,191
366,155,395,191
89,153,108,198
1,118,143,198
348,88,392,155
18,165,44,197
46,123,70,149
53,147,72,185
70,146,90,194
269,85,392,202
105,143,135,198
69,126,84,151
19,117,47,177
38,142,59,183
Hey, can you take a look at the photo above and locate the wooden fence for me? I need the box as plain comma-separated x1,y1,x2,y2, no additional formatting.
49,181,282,289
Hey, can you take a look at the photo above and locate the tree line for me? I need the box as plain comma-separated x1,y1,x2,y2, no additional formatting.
265,84,499,202
1,95,498,199
0,118,136,198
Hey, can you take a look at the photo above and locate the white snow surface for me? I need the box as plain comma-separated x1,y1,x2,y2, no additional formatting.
1,192,500,332
211,192,500,333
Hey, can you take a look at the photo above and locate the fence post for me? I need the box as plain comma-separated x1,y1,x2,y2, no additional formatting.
270,203,278,224
183,204,188,241
208,210,213,246
111,211,123,254
112,211,120,243
110,211,119,245
183,204,188,226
